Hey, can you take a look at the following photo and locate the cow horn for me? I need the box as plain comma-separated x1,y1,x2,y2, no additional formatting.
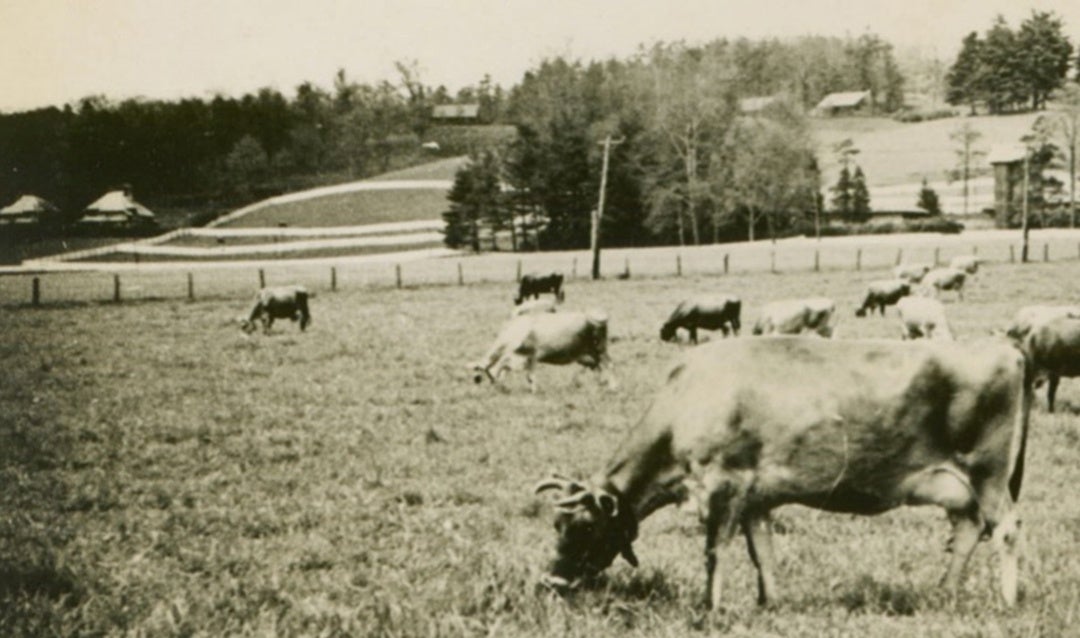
620,543,639,568
535,479,570,495
555,491,593,509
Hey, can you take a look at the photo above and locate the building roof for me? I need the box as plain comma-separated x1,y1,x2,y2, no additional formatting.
738,96,777,113
431,104,480,119
815,90,870,110
84,190,155,218
987,144,1028,165
0,194,59,216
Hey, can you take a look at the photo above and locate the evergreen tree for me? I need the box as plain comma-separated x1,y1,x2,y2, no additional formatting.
917,178,942,215
945,32,986,114
851,166,872,222
442,151,505,252
830,164,853,219
1016,11,1074,111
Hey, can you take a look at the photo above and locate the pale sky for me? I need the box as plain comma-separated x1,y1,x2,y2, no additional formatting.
2,0,1079,113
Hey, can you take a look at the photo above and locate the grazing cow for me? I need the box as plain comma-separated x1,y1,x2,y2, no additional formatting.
536,337,1029,608
893,263,931,283
470,311,615,391
752,298,836,338
855,279,911,317
1006,305,1080,341
1012,316,1080,412
240,286,312,334
660,295,741,343
922,267,967,301
515,272,565,305
897,296,954,340
511,297,559,318
950,255,980,275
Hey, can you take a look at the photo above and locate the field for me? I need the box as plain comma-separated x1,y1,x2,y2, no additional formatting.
3,258,1080,637
220,188,452,229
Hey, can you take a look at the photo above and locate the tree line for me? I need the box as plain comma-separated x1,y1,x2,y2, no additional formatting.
446,35,908,251
0,66,506,220
946,11,1076,114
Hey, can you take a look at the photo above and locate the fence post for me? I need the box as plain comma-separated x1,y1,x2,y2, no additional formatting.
934,247,940,266
32,277,40,306
814,249,820,272
331,267,337,292
516,260,522,282
770,250,777,273
457,262,464,286
187,273,194,301
395,264,403,289
723,253,729,275
623,257,630,279
972,245,978,256
571,258,577,279
676,254,682,277
1044,243,1050,262
855,249,861,271
1010,245,1015,263
258,269,266,289
895,248,903,266
113,274,121,303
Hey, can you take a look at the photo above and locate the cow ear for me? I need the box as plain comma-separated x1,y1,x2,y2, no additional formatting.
620,543,639,568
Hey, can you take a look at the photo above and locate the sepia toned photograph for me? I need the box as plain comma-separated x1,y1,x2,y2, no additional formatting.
2,1,1080,634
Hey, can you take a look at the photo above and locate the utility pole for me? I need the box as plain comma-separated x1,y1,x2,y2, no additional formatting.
1021,150,1030,263
592,135,624,280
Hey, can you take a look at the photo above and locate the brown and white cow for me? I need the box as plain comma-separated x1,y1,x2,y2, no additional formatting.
950,255,980,275
897,296,954,340
752,298,836,337
240,285,312,334
660,295,741,344
515,272,565,305
536,337,1029,608
471,311,615,391
922,267,967,301
855,279,911,317
1006,305,1080,342
893,263,932,284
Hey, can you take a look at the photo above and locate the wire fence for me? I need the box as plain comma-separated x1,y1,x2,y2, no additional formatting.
4,230,1080,308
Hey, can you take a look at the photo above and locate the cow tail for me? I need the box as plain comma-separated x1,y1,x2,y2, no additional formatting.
1007,355,1033,501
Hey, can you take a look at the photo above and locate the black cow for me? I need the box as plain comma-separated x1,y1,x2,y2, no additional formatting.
515,272,565,305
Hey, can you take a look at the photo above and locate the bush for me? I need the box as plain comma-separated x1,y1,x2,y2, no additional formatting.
811,217,964,237
893,108,958,123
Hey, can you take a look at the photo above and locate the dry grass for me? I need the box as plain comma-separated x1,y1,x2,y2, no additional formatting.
2,262,1080,636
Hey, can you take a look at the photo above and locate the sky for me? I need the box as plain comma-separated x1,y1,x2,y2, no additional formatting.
2,0,1079,113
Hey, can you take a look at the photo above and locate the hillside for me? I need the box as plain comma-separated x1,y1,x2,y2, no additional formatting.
812,111,1042,214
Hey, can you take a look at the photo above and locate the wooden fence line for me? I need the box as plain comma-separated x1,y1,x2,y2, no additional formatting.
11,239,1075,307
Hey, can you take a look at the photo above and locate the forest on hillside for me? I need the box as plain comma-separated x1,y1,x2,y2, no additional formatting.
3,13,1079,251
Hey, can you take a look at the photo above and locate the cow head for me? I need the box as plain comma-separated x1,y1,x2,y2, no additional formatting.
535,475,638,590
659,323,678,342
239,317,257,334
469,362,495,384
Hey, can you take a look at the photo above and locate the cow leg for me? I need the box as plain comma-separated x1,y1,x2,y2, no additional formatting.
743,512,778,606
942,511,981,593
523,355,538,393
703,479,748,609
690,327,698,344
975,484,1021,607
730,318,741,337
1047,373,1060,413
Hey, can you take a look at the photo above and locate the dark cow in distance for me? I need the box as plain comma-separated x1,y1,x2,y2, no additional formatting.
660,294,741,343
515,272,565,305
240,285,312,334
855,279,910,317
536,337,1029,609
1012,315,1080,413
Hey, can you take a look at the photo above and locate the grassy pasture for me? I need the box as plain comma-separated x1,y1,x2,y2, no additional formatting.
222,188,450,229
3,262,1080,636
